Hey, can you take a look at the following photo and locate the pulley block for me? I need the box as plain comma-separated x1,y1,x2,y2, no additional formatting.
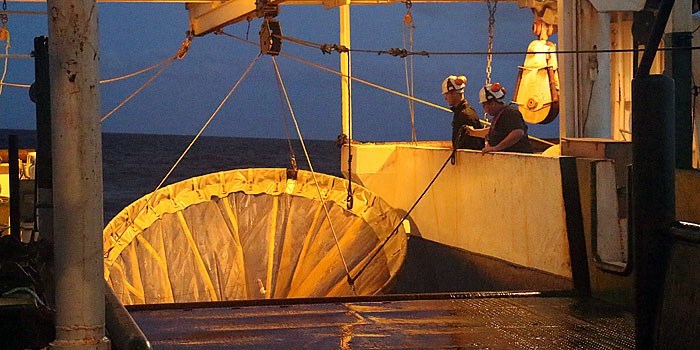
512,39,560,124
259,19,282,56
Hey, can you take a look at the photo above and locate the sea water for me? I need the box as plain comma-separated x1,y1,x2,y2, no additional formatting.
1,130,340,222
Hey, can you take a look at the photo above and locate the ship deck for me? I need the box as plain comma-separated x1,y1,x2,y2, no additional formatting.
128,292,635,349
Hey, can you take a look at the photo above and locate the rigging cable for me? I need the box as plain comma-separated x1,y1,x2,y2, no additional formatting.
221,32,556,147
0,11,9,96
1,55,177,90
270,56,356,295
102,33,192,122
101,59,169,84
403,0,417,142
104,53,262,257
0,81,27,88
349,147,458,285
345,47,355,211
272,29,700,57
273,58,298,173
224,31,448,111
101,56,176,122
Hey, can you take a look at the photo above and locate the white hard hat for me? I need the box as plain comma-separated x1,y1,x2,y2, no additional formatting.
479,82,506,103
441,75,467,94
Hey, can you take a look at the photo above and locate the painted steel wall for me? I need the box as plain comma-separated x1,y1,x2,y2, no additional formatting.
343,142,573,279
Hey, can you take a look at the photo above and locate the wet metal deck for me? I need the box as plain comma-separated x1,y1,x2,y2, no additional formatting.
129,293,634,349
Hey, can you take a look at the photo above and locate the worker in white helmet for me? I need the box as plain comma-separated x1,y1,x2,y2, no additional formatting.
441,75,484,151
466,82,533,154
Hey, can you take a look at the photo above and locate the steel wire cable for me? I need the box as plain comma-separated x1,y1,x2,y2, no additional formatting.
271,56,356,295
101,58,170,84
350,148,457,284
0,55,172,90
104,54,262,256
0,30,9,95
274,31,700,56
403,4,417,142
101,56,176,122
222,32,555,147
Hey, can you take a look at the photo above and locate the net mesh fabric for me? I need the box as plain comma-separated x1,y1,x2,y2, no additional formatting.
103,168,408,305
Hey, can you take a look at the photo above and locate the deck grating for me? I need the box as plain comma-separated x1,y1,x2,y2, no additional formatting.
130,296,634,349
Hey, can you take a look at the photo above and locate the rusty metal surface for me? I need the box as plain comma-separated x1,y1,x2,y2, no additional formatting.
130,295,634,349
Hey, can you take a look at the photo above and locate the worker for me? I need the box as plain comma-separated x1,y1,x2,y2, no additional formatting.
442,75,485,151
466,82,533,153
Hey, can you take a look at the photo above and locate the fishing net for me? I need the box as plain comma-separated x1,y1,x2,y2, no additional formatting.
103,168,408,305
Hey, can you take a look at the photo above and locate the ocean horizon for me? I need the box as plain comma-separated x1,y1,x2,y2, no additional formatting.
1,129,341,222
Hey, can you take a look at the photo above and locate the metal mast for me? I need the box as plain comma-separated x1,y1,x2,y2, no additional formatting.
46,0,110,348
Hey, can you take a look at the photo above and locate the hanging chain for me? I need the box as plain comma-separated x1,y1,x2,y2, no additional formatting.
485,0,497,85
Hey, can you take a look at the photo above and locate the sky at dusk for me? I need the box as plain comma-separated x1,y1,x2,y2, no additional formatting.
2,1,560,141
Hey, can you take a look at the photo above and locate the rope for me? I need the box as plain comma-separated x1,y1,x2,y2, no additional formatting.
272,59,297,166
403,0,417,142
101,56,176,122
222,32,556,147
2,287,48,309
102,34,192,122
222,33,450,109
0,26,9,96
0,81,28,88
273,30,700,56
1,56,174,90
350,148,457,284
101,58,169,84
345,44,354,211
154,55,258,198
485,0,497,85
104,54,261,256
271,56,356,295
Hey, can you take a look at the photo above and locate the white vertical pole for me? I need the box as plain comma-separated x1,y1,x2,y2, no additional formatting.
558,0,579,138
47,0,109,349
340,4,352,140
670,0,692,31
580,2,611,138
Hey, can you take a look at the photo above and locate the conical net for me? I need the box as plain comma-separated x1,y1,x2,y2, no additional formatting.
103,168,408,305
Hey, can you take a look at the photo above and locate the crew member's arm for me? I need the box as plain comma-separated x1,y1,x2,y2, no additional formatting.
464,125,489,138
482,129,524,153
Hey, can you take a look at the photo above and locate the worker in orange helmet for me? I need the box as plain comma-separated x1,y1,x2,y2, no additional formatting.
466,82,533,154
